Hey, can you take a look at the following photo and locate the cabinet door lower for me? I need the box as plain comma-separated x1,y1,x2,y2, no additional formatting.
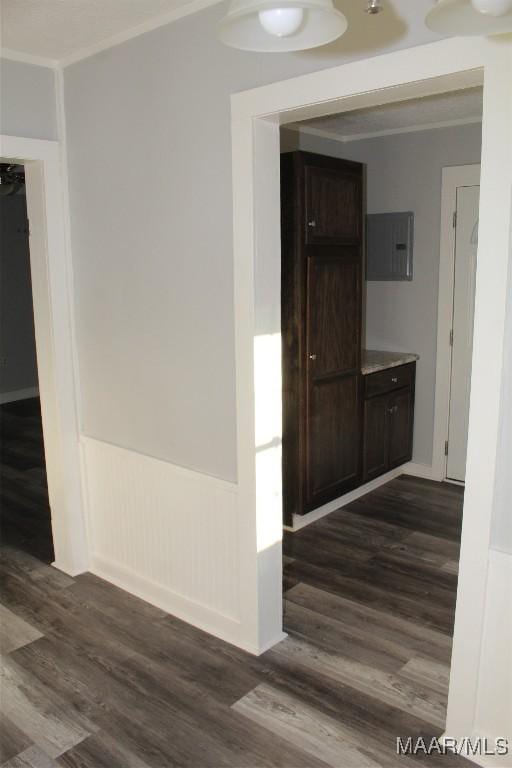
388,389,413,468
307,375,360,509
363,395,388,482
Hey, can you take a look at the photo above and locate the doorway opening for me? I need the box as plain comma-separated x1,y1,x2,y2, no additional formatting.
279,88,482,530
0,161,54,564
434,164,481,485
446,180,479,484
275,88,482,740
0,134,87,577
229,42,512,742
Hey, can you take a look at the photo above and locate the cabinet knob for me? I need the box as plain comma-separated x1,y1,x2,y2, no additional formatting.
391,377,398,384
309,354,317,360
308,220,317,228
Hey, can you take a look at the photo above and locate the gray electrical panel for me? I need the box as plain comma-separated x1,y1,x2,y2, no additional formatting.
366,211,414,281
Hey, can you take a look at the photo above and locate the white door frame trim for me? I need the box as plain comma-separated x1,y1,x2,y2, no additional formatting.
1,134,88,575
432,164,481,483
230,37,512,745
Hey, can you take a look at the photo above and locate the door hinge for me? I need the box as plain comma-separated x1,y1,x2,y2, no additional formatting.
453,211,457,228
449,329,454,347
445,440,449,456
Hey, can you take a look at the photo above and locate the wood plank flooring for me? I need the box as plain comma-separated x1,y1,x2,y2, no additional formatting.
1,451,469,766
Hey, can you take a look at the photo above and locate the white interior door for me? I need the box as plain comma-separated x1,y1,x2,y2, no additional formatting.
446,184,480,482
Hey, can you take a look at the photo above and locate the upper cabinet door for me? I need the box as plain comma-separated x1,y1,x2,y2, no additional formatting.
305,163,362,245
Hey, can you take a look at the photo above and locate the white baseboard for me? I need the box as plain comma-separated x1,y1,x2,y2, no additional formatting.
287,466,404,532
90,553,249,651
0,386,39,404
403,461,435,479
91,551,288,656
246,631,288,656
405,460,464,484
285,461,442,532
51,559,85,578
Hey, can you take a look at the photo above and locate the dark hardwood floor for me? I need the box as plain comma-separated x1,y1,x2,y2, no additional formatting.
0,398,54,564
0,471,469,767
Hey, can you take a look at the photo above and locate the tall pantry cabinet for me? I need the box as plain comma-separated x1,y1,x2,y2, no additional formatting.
281,151,364,525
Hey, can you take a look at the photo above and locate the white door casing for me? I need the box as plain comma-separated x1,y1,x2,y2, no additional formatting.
0,134,88,575
447,183,480,482
231,37,512,749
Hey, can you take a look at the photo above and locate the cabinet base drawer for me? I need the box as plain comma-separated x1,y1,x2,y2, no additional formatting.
364,362,414,399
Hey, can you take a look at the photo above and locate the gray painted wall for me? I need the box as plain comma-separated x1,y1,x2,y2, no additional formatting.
281,123,482,468
63,1,442,482
0,59,57,140
0,194,39,396
0,59,57,397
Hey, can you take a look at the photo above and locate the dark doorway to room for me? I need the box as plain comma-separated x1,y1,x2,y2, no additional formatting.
0,162,54,564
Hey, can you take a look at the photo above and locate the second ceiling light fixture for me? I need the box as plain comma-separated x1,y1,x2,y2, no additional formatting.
218,0,512,52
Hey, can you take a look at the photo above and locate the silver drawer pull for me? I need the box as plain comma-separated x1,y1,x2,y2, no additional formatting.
308,220,317,228
309,354,317,360
391,376,398,383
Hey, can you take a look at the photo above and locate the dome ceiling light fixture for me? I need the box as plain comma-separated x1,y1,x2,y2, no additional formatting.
425,0,512,35
218,0,351,52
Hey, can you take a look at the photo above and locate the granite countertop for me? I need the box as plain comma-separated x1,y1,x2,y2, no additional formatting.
361,349,420,376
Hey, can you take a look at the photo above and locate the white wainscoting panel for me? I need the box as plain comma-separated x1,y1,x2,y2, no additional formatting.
82,436,244,647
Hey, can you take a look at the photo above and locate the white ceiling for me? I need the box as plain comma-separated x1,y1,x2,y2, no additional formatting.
291,87,483,141
0,0,217,62
0,0,444,66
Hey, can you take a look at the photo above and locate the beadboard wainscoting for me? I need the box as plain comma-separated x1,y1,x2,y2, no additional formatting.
81,436,245,648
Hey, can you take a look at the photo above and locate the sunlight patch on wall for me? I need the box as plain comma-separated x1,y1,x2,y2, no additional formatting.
254,333,283,552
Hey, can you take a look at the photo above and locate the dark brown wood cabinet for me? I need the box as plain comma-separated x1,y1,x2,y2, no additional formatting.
305,165,362,245
362,395,388,482
362,363,416,482
281,151,364,524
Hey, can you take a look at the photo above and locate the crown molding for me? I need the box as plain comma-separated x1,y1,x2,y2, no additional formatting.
287,115,482,144
0,47,58,69
1,0,220,69
60,0,220,67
